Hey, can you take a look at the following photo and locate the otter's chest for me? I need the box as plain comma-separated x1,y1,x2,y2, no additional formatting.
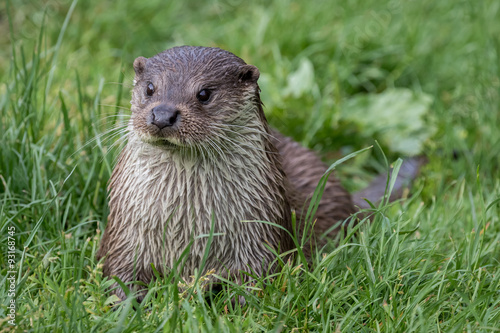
108,144,285,272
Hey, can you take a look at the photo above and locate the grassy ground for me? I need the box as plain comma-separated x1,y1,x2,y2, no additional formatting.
1,0,500,331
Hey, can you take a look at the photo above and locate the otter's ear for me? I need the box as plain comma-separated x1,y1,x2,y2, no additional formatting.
238,65,260,84
133,56,147,76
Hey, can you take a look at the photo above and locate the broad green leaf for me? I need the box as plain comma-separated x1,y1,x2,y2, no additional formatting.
341,88,435,155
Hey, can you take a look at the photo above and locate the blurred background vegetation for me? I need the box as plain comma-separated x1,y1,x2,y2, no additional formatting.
1,0,499,331
4,0,499,183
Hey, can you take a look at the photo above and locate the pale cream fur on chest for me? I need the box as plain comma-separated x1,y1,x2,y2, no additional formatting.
110,135,286,280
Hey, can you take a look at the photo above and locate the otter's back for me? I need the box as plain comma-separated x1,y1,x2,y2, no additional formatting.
270,130,355,238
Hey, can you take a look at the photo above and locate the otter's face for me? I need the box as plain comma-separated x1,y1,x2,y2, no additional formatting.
130,46,261,149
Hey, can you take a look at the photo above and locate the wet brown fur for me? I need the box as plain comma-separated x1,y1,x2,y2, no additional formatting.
97,46,355,300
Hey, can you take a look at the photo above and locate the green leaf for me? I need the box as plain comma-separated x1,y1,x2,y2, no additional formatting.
284,57,315,98
341,88,435,155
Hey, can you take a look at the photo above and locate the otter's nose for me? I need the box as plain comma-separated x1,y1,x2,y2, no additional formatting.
151,105,179,129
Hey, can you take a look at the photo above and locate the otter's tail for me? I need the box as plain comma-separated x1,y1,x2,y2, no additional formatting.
351,156,427,209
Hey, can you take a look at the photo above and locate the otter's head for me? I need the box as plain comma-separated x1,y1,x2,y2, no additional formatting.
130,46,262,150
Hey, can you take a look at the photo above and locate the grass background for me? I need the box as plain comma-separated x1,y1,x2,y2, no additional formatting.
1,0,500,331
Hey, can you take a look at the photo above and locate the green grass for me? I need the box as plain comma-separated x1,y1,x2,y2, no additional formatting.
1,0,500,331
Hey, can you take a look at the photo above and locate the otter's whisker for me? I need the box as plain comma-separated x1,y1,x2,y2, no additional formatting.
71,124,129,159
214,123,279,140
98,129,130,163
205,137,225,159
209,129,276,156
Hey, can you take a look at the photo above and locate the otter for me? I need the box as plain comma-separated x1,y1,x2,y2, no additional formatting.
96,46,415,301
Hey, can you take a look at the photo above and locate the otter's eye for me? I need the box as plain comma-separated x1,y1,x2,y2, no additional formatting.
197,89,211,103
146,82,155,96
